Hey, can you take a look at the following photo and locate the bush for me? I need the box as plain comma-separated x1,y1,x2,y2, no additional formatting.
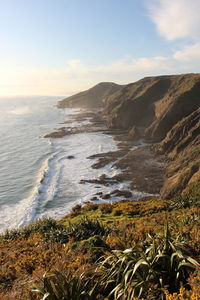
33,271,94,300
2,218,61,240
66,218,109,241
99,203,113,214
95,224,200,299
113,209,123,216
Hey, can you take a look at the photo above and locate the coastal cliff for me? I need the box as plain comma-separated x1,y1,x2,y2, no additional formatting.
157,107,200,199
105,73,200,142
57,82,124,109
57,73,200,199
106,74,200,198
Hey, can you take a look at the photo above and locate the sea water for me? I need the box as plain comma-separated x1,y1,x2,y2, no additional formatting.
0,96,147,233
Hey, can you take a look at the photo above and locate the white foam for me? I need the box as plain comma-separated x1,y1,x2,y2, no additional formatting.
0,151,65,232
0,108,154,233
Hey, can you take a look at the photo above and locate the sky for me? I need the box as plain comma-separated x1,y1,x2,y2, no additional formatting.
0,0,200,96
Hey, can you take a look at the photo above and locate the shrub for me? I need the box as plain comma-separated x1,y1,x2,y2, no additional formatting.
1,218,61,240
113,209,123,216
84,203,99,211
33,271,94,300
99,203,113,214
66,218,109,242
95,224,200,299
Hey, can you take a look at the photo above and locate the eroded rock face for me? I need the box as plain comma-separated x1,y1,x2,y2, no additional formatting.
105,74,200,199
157,108,200,158
157,108,200,199
106,74,200,143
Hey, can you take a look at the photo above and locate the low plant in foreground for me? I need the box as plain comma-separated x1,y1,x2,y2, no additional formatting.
95,224,200,299
33,271,94,300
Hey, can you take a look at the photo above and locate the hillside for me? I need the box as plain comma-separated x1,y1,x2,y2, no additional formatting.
106,73,200,142
57,74,200,198
57,82,124,109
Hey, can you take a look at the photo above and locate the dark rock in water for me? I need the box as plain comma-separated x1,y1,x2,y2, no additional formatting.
110,189,132,198
99,174,106,181
67,155,75,159
79,175,118,186
91,196,98,201
101,194,111,199
96,191,103,195
110,189,120,194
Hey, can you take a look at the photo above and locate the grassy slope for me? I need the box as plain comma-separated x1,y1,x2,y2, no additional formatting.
0,182,199,299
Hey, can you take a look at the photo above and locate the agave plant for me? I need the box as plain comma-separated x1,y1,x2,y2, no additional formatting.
33,271,94,300
95,223,200,300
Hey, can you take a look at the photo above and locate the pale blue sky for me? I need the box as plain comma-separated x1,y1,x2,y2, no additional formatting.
0,0,200,96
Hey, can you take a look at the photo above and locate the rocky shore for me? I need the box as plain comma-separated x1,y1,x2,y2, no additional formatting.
45,110,165,201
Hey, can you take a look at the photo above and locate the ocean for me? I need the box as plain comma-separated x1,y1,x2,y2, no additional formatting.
0,96,148,233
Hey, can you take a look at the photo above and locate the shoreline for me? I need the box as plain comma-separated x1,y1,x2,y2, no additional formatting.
45,109,166,202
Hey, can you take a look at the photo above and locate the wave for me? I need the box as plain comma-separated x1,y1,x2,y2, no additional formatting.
0,150,66,232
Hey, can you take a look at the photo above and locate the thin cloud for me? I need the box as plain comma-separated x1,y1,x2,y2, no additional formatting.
0,53,194,96
147,0,200,40
173,42,200,62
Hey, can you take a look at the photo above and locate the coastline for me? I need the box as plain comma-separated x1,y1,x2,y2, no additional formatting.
45,109,165,203
0,100,199,300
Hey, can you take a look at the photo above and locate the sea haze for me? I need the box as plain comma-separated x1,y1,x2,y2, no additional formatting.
0,96,148,233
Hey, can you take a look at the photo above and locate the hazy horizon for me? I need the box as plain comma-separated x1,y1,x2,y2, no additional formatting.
1,0,200,96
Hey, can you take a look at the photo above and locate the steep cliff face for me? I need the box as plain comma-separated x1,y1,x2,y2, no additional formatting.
157,108,200,199
106,74,200,142
57,82,124,109
104,74,200,198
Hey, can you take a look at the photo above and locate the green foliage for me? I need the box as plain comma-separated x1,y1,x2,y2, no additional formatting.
0,196,199,299
33,271,94,300
1,217,109,245
80,235,107,248
96,224,199,299
1,218,61,240
65,218,109,242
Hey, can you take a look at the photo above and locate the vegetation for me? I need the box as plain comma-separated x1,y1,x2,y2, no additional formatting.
0,181,199,299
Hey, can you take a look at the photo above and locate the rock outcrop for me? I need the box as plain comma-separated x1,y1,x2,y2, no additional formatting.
57,82,124,109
